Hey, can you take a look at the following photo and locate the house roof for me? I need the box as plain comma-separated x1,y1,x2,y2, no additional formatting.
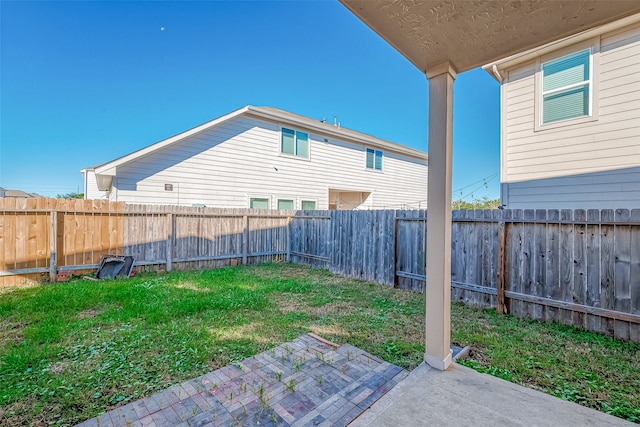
0,187,37,198
89,105,427,176
340,1,640,75
482,11,640,82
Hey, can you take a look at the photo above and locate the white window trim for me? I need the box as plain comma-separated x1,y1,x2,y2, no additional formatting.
534,37,600,132
279,126,311,160
365,147,384,172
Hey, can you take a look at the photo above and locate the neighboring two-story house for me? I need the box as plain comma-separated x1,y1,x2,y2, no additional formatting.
82,106,428,209
484,13,640,209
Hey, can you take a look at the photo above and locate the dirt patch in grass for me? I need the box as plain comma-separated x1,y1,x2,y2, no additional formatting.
213,322,273,345
308,325,350,339
173,281,211,292
274,295,356,316
77,309,100,319
48,361,68,375
0,399,46,427
0,322,24,347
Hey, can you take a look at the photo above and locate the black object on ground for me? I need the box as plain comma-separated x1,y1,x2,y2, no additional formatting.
95,255,135,280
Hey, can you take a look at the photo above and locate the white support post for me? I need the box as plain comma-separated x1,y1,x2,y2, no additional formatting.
424,62,456,371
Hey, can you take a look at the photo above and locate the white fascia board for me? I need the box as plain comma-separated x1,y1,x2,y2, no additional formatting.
246,107,428,161
483,12,640,82
94,106,250,175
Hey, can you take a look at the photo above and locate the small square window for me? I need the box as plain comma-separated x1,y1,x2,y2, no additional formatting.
366,148,383,170
277,199,294,210
281,128,309,158
250,198,269,209
301,200,316,210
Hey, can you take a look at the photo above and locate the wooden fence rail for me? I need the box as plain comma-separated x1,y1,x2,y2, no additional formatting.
1,199,638,342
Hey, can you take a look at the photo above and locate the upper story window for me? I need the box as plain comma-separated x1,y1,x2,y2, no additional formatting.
541,49,591,124
281,128,309,158
366,148,383,171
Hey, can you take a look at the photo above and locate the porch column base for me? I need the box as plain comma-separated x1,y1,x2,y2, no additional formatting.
424,350,453,371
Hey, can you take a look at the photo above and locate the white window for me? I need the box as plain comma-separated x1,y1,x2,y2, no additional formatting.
281,128,309,158
541,49,591,124
366,148,383,171
301,200,316,210
277,199,294,210
250,198,269,209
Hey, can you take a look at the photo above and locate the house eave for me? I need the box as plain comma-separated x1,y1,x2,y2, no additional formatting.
482,11,640,82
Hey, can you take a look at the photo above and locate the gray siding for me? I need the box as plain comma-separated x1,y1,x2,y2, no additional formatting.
502,22,640,209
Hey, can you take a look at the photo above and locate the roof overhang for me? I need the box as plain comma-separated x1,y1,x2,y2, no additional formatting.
483,11,640,81
339,1,640,75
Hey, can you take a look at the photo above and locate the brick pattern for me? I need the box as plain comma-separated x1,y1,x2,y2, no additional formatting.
75,334,408,427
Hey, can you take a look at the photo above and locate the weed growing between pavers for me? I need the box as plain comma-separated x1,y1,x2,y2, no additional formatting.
0,263,639,424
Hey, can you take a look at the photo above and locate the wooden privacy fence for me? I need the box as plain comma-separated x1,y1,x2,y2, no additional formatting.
1,199,639,342
0,198,292,286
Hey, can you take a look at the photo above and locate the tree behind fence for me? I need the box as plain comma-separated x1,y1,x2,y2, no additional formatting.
1,198,638,342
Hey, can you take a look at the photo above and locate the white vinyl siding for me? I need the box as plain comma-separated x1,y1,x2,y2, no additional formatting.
501,22,640,209
83,169,108,200
541,50,591,123
100,115,427,209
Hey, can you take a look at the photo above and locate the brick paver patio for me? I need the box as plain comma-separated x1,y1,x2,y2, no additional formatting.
75,334,409,427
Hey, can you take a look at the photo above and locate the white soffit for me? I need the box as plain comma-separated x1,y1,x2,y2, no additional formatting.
340,0,640,74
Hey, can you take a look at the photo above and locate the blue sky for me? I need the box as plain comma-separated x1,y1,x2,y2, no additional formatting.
1,1,500,200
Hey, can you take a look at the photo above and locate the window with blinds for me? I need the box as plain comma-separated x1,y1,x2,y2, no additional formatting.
541,49,591,124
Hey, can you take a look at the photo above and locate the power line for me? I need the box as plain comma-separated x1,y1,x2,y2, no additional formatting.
451,172,498,195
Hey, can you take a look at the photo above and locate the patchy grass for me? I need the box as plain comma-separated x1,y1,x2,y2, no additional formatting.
0,263,638,425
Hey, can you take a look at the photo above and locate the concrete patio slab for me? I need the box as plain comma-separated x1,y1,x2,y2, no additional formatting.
348,362,634,426
76,334,408,427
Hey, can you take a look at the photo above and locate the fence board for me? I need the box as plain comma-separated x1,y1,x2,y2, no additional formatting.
545,210,560,323
573,209,587,329
532,209,546,320
631,209,640,342
585,209,602,334
510,210,524,316
614,209,631,340
559,209,574,326
522,209,535,318
600,209,616,335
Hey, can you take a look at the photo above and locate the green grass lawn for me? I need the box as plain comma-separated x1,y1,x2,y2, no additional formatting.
0,263,638,426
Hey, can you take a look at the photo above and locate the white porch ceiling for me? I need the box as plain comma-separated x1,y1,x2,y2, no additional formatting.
340,0,640,73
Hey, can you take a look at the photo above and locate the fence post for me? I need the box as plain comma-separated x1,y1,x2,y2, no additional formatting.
242,215,249,265
497,221,508,314
166,213,173,272
49,211,57,282
393,213,399,288
286,216,291,263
